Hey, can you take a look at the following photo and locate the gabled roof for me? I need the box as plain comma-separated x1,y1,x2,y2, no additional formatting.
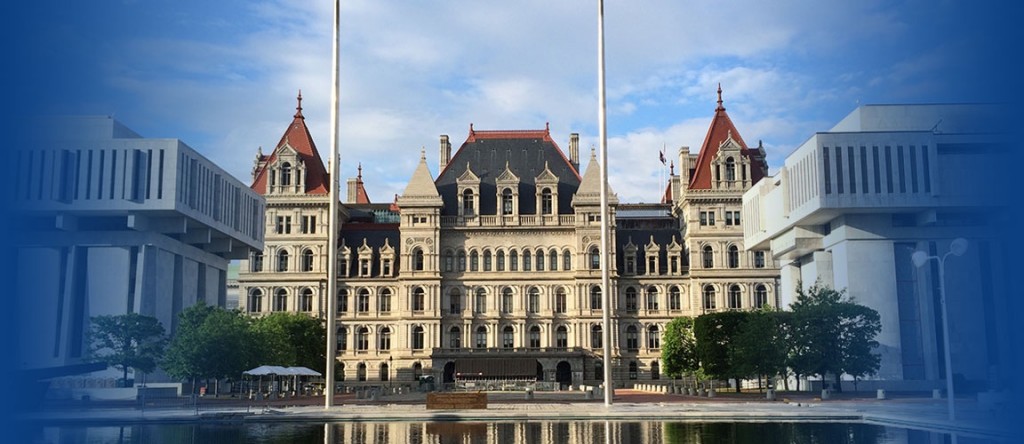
435,124,581,216
251,92,330,195
574,148,617,205
688,85,767,190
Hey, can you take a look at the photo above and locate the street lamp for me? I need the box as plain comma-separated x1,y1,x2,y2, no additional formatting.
912,237,968,421
388,355,393,389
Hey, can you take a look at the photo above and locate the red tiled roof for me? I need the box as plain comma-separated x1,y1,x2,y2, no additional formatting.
353,164,371,204
251,92,330,195
687,85,767,190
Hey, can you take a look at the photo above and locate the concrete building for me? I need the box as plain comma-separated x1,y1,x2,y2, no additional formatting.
11,116,265,375
742,104,1012,389
239,90,778,388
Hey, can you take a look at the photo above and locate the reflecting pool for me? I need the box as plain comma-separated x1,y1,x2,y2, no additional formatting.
35,421,1001,444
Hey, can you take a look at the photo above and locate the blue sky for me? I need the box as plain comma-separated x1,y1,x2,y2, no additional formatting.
14,0,1006,204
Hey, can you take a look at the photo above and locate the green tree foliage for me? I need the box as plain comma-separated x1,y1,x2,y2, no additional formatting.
693,311,749,392
730,307,788,391
660,317,698,379
88,313,167,384
252,312,327,373
788,283,882,392
162,302,258,389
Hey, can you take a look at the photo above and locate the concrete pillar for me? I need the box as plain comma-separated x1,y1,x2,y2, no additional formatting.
876,389,886,400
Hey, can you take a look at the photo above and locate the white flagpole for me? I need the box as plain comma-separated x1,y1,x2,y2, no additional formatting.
325,0,340,408
597,0,614,407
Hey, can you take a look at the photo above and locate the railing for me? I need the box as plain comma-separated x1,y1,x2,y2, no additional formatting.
440,215,576,228
432,347,589,356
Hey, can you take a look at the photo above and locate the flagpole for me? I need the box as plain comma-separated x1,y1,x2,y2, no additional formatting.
324,0,340,409
597,0,614,407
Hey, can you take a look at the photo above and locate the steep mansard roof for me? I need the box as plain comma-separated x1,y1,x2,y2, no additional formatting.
251,92,330,195
688,85,768,190
434,124,581,216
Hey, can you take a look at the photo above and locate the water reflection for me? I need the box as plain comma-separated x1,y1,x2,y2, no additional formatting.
36,421,998,444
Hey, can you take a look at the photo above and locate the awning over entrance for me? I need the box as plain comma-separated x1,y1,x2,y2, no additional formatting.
455,358,537,379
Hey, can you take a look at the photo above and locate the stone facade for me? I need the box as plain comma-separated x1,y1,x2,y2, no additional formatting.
238,90,778,388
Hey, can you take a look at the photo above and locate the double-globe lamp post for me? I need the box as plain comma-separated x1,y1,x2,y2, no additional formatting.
911,237,968,421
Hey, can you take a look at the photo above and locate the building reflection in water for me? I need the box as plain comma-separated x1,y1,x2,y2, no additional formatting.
36,421,994,444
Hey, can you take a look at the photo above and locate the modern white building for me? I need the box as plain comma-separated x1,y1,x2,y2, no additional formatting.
743,104,1012,389
11,116,265,374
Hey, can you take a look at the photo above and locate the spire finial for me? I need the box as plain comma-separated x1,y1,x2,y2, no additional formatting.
357,163,363,180
421,147,426,160
716,83,724,111
294,90,304,118
670,160,675,175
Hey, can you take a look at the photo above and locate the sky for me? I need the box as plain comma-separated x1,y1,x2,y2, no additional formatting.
13,0,1008,204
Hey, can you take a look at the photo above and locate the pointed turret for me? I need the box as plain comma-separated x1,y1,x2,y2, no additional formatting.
688,85,767,190
573,148,618,206
399,150,443,207
250,91,330,195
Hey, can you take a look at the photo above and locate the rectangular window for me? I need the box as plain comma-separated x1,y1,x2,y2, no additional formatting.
897,145,907,193
823,147,832,194
909,145,919,193
860,146,869,194
872,146,881,194
699,212,707,226
708,212,715,226
835,146,844,194
885,146,894,193
922,145,931,193
847,146,856,194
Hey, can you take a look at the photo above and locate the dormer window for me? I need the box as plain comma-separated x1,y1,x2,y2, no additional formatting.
541,188,553,214
725,157,735,181
280,162,292,186
501,188,514,215
462,189,475,216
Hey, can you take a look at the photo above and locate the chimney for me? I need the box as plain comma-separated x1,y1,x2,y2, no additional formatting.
569,133,580,168
439,135,451,171
346,177,359,204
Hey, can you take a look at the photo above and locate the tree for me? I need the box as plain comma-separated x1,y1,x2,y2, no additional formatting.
788,282,881,392
162,302,258,393
661,317,698,379
88,313,167,385
694,311,749,392
730,307,788,392
252,312,327,373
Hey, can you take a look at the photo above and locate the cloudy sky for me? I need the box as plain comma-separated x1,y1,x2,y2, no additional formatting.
18,0,1003,204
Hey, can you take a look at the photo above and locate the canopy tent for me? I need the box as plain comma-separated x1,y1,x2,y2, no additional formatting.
243,365,322,376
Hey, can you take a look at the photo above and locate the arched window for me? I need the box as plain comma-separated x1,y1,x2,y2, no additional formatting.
625,287,638,311
555,326,568,348
357,289,370,313
535,249,544,271
380,363,389,382
338,363,345,381
301,249,314,272
625,325,639,350
549,250,558,271
280,162,292,186
412,326,425,350
669,285,681,311
470,250,479,271
497,250,506,271
651,361,661,380
277,250,289,272
299,288,314,312
594,361,604,380
628,361,638,380
337,327,347,351
541,188,553,214
528,287,540,314
475,326,487,348
529,326,541,348
250,251,263,272
727,245,739,268
523,250,532,271
338,289,348,314
728,285,742,309
449,326,462,349
502,188,514,215
412,362,423,381
725,157,735,182
378,288,392,313
458,250,467,272
589,247,601,270
646,286,659,310
443,250,454,272
356,327,369,351
475,288,487,313
590,286,602,310
591,325,603,349
483,250,492,271
274,288,288,311
412,287,425,312
449,289,462,314
648,325,661,350
413,248,425,271
755,284,769,308
501,287,514,314
502,326,514,349
510,250,519,271
248,289,263,313
379,327,392,351
563,249,572,271
357,363,366,381
703,285,717,311
555,288,567,314
462,189,475,215
702,245,714,268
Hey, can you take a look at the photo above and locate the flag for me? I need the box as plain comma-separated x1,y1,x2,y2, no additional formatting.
659,149,666,165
